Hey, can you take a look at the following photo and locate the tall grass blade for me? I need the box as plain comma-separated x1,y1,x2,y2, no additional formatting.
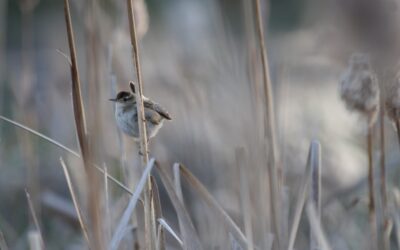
109,158,155,250
59,157,90,247
287,140,320,250
173,162,185,243
367,126,377,248
63,0,103,247
178,164,248,248
253,0,282,247
126,0,155,241
104,165,111,242
0,116,133,196
310,142,321,250
229,233,244,250
157,218,183,247
155,162,203,250
25,190,44,249
28,230,42,250
151,177,165,250
235,147,254,250
306,202,332,250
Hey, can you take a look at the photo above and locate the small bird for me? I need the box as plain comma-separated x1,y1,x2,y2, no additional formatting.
110,82,172,141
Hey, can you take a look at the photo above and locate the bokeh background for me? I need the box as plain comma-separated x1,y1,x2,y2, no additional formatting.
1,0,400,249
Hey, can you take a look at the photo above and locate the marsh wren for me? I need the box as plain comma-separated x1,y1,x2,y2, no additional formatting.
110,82,172,141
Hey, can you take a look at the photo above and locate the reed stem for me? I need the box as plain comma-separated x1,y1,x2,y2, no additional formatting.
126,0,156,249
367,125,377,249
253,0,282,248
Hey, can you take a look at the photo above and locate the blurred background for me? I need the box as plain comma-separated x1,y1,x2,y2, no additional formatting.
1,0,400,249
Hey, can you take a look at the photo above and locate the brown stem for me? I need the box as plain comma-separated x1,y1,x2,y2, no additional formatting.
367,125,377,249
379,105,389,250
396,120,400,150
63,0,103,248
126,0,156,249
253,0,282,248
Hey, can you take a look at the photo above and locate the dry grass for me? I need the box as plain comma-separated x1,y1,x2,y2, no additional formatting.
2,0,400,249
63,0,103,248
24,190,44,249
59,157,90,247
126,0,156,246
253,0,282,248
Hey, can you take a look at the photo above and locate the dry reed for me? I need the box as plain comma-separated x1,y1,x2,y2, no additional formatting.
235,147,254,250
157,218,183,247
126,0,156,246
59,157,90,247
27,230,42,250
177,163,249,248
151,176,165,250
339,53,379,248
109,158,155,250
386,77,400,148
306,202,331,250
253,0,282,248
25,190,44,249
0,115,134,196
310,141,321,250
155,162,203,249
287,140,320,250
63,0,103,248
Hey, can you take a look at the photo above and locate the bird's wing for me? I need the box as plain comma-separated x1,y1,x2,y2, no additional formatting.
145,110,163,125
143,98,172,120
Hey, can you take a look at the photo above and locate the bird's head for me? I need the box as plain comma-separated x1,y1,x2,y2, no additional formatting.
109,91,136,106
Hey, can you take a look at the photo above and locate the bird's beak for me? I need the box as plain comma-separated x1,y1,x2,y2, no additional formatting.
109,98,117,102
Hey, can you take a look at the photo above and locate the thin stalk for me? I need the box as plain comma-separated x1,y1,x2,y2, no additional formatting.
0,115,134,196
396,120,400,149
60,158,90,247
367,126,377,249
63,1,103,247
155,162,203,250
157,218,183,247
28,231,42,250
379,107,389,250
236,147,254,250
253,0,282,248
109,159,155,250
287,140,320,250
18,0,41,236
151,177,165,250
310,142,321,250
242,1,270,246
126,0,155,248
306,203,332,250
253,0,280,172
173,163,185,241
104,165,111,242
25,190,44,249
178,164,248,247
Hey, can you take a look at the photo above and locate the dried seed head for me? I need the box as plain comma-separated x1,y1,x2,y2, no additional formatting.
385,77,400,121
340,53,380,126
